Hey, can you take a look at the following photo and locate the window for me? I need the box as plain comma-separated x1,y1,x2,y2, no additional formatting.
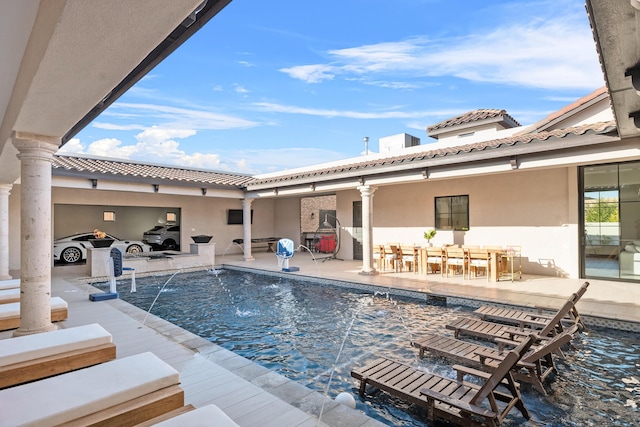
435,195,469,230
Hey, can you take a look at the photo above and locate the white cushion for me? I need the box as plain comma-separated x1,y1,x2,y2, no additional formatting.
625,244,636,253
633,241,640,246
0,279,20,290
0,297,67,319
154,404,239,427
0,288,19,303
0,352,179,426
0,323,112,367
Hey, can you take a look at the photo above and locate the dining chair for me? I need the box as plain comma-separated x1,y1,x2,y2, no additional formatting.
400,245,418,272
380,245,399,272
373,245,385,271
468,248,491,280
425,246,445,276
445,246,467,278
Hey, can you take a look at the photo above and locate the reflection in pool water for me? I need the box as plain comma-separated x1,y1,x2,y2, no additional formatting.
96,269,639,426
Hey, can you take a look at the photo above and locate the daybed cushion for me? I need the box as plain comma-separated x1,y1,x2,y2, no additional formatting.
0,352,180,426
0,323,112,367
0,296,67,318
154,404,240,427
0,288,20,304
0,278,20,290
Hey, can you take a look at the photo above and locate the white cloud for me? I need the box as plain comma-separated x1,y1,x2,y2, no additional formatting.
253,102,463,120
279,64,336,83
56,138,85,154
234,84,250,95
93,122,146,131
86,138,137,158
101,102,259,131
279,7,602,90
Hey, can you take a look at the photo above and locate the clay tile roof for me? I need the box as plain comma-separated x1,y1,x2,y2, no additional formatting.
520,86,609,135
427,109,521,133
52,155,254,187
248,121,617,187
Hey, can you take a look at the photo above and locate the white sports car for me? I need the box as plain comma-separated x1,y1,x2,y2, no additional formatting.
53,232,152,264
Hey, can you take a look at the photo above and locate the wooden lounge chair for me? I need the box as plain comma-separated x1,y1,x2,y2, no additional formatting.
0,352,184,426
351,335,537,427
0,323,116,389
0,296,68,331
411,325,579,395
474,282,589,330
447,299,580,344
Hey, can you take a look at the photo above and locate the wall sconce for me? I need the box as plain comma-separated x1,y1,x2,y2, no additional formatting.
90,179,98,189
509,156,518,170
201,188,207,196
311,212,315,219
103,211,115,221
152,184,159,193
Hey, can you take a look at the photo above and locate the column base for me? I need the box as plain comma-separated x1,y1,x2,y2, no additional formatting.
359,268,378,276
13,322,58,337
242,256,255,261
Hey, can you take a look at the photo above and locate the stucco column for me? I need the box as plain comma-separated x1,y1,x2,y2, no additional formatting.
358,185,377,275
242,198,254,261
0,184,13,280
12,132,59,336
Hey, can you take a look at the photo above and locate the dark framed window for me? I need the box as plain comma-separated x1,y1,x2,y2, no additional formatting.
227,209,253,225
435,195,469,230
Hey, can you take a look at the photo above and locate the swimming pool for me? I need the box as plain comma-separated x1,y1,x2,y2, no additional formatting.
96,269,639,426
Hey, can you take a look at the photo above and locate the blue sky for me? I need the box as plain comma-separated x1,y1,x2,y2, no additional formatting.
58,0,605,174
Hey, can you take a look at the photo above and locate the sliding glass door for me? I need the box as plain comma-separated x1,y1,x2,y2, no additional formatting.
581,161,640,281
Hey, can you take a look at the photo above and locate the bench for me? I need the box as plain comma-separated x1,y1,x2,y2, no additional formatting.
233,237,282,252
0,352,184,426
0,323,116,389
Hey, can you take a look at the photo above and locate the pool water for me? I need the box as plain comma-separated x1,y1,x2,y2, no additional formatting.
96,269,639,426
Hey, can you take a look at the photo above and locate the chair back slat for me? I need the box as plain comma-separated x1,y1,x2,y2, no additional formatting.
471,334,537,404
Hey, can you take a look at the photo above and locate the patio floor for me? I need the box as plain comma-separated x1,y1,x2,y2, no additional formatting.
2,248,638,426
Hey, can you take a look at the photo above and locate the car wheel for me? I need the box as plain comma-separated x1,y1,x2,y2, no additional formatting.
61,247,82,263
162,239,177,250
126,244,143,254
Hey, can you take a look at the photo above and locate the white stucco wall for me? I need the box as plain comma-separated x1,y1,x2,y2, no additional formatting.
335,166,580,278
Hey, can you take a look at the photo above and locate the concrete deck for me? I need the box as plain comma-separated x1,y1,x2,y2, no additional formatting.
1,250,638,426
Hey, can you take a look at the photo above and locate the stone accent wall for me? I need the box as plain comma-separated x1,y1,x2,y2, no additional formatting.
300,195,336,233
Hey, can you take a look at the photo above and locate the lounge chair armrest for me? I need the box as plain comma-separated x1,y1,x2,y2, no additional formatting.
532,308,556,318
452,364,492,380
494,336,521,349
473,348,505,364
419,387,498,419
501,326,534,337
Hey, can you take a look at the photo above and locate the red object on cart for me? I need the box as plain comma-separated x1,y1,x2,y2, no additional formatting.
315,235,336,253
